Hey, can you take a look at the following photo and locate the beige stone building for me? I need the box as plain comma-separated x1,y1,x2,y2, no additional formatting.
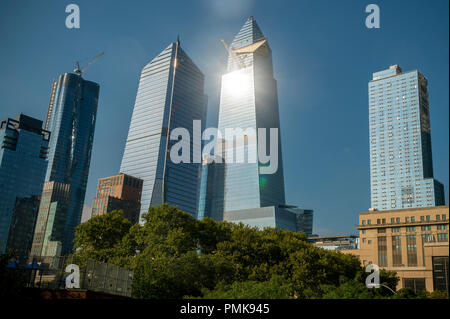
91,173,143,224
344,205,449,292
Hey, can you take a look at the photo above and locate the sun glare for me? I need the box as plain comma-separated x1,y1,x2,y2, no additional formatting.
223,70,251,97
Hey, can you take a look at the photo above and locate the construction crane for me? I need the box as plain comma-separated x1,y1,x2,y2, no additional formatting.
220,40,245,69
74,51,104,76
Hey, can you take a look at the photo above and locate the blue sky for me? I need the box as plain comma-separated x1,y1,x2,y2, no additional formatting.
0,0,448,235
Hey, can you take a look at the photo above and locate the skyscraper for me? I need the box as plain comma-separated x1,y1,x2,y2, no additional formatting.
217,16,286,213
42,72,99,254
369,65,445,211
0,114,50,254
91,173,143,224
120,40,207,219
198,17,313,234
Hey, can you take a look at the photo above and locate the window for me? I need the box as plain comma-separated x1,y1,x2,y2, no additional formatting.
421,225,431,231
406,235,417,266
406,226,416,232
442,214,446,220
437,225,447,231
420,216,424,222
436,215,441,221
422,234,434,243
433,257,449,292
377,219,381,224
403,278,426,293
396,217,400,223
368,220,372,225
411,217,415,222
368,240,372,244
391,218,395,224
426,216,430,221
362,229,366,234
392,227,401,233
392,235,402,266
362,220,366,225
406,217,410,222
438,233,448,242
378,236,388,266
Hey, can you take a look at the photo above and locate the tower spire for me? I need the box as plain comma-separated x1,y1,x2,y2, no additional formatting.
231,16,265,49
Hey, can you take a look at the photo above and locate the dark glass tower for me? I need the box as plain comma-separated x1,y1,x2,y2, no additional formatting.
0,114,50,253
43,73,99,254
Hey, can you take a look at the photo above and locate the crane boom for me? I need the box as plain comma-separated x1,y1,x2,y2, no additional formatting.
220,40,245,69
74,52,104,75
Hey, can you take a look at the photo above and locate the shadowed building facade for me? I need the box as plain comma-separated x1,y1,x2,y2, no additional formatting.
30,181,71,257
120,40,207,219
6,195,41,261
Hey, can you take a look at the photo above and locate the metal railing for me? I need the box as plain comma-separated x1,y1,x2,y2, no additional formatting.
8,255,134,297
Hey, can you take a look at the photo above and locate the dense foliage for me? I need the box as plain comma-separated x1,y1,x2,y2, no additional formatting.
69,205,447,299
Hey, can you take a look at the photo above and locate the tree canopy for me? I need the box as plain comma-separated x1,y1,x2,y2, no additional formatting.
69,204,447,299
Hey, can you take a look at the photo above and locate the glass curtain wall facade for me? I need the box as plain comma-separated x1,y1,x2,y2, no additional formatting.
44,73,99,254
216,16,286,213
0,114,50,253
120,41,207,219
369,65,445,211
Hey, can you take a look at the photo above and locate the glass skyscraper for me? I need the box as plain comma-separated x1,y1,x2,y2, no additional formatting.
43,73,99,254
217,16,286,213
120,40,207,218
0,114,50,254
369,65,445,210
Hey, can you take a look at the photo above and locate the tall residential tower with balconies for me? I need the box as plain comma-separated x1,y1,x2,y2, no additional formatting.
369,65,445,210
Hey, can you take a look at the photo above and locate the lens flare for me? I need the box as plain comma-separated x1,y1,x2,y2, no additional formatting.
223,70,251,97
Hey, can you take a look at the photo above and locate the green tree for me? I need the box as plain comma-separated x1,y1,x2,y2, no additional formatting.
72,204,428,300
197,275,294,299
132,251,234,299
71,210,132,264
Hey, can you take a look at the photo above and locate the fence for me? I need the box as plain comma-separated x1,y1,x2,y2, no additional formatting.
8,255,134,297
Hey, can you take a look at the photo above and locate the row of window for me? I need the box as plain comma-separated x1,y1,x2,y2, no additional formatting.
361,214,446,225
362,232,448,245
